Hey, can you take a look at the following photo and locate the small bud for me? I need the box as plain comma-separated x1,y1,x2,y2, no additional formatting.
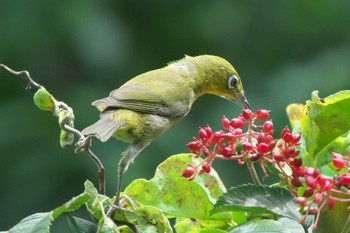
242,109,254,120
255,109,270,121
182,167,194,178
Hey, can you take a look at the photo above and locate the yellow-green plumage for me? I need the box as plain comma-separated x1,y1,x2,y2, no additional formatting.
82,54,250,207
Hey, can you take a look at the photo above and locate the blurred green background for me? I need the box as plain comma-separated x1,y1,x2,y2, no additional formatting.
1,1,349,231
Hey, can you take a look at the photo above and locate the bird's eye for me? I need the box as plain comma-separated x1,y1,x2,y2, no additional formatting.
228,75,239,89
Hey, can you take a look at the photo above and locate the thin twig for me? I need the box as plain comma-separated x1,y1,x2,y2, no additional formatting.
1,64,106,194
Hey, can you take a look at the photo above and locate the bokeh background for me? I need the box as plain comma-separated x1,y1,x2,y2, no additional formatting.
1,1,349,231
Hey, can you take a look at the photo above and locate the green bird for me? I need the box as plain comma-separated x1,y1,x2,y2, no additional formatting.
82,54,250,209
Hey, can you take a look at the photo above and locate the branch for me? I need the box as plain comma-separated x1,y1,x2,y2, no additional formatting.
0,64,106,195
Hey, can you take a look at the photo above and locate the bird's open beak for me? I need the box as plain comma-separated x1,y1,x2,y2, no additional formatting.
235,91,251,109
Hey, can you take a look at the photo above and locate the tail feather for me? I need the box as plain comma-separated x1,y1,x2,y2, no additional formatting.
82,114,124,142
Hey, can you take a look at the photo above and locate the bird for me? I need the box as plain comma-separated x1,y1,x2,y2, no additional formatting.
82,54,250,210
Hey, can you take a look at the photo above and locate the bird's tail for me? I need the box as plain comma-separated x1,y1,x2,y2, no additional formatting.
82,113,124,142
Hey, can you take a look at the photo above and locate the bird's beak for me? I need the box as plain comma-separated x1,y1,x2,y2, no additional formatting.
235,90,251,109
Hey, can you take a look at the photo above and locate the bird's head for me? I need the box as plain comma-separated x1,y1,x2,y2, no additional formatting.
189,55,251,109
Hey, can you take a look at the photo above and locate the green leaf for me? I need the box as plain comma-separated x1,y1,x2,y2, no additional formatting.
211,184,306,226
131,205,173,233
228,217,305,233
52,192,91,219
65,214,98,233
287,90,350,168
8,212,53,233
124,154,231,227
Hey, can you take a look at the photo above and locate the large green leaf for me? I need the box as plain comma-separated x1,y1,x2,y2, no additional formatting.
7,212,53,233
65,214,98,233
125,153,231,228
287,90,350,168
211,184,306,226
228,217,305,233
52,192,91,219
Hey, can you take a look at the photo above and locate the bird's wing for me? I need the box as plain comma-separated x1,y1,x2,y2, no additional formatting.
92,82,192,118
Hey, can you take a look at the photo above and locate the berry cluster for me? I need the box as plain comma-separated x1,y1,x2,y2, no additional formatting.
183,109,350,229
183,109,289,186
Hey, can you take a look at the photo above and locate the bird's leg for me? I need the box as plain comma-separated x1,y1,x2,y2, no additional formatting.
106,143,147,217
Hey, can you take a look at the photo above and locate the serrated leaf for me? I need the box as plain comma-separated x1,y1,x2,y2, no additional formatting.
8,212,53,233
211,185,304,224
228,217,305,233
52,192,91,219
65,214,98,233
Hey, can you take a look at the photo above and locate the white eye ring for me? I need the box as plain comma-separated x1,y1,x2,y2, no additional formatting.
228,75,239,89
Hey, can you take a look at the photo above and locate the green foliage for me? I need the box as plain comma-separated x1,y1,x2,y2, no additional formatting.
287,90,350,172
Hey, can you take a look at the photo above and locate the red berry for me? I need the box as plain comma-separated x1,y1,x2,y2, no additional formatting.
340,173,350,184
212,131,223,144
328,199,336,209
242,109,254,120
303,187,314,197
295,197,307,206
230,118,245,128
293,167,305,177
220,145,233,158
292,158,303,168
281,126,291,137
273,154,284,161
199,128,208,140
291,177,303,187
182,167,194,178
249,153,260,161
282,132,294,143
204,125,213,139
333,158,345,169
257,143,270,154
256,109,270,121
268,140,276,150
202,164,211,173
187,140,202,152
313,193,323,203
263,120,274,134
305,176,317,188
222,116,231,130
292,133,301,144
242,141,253,150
